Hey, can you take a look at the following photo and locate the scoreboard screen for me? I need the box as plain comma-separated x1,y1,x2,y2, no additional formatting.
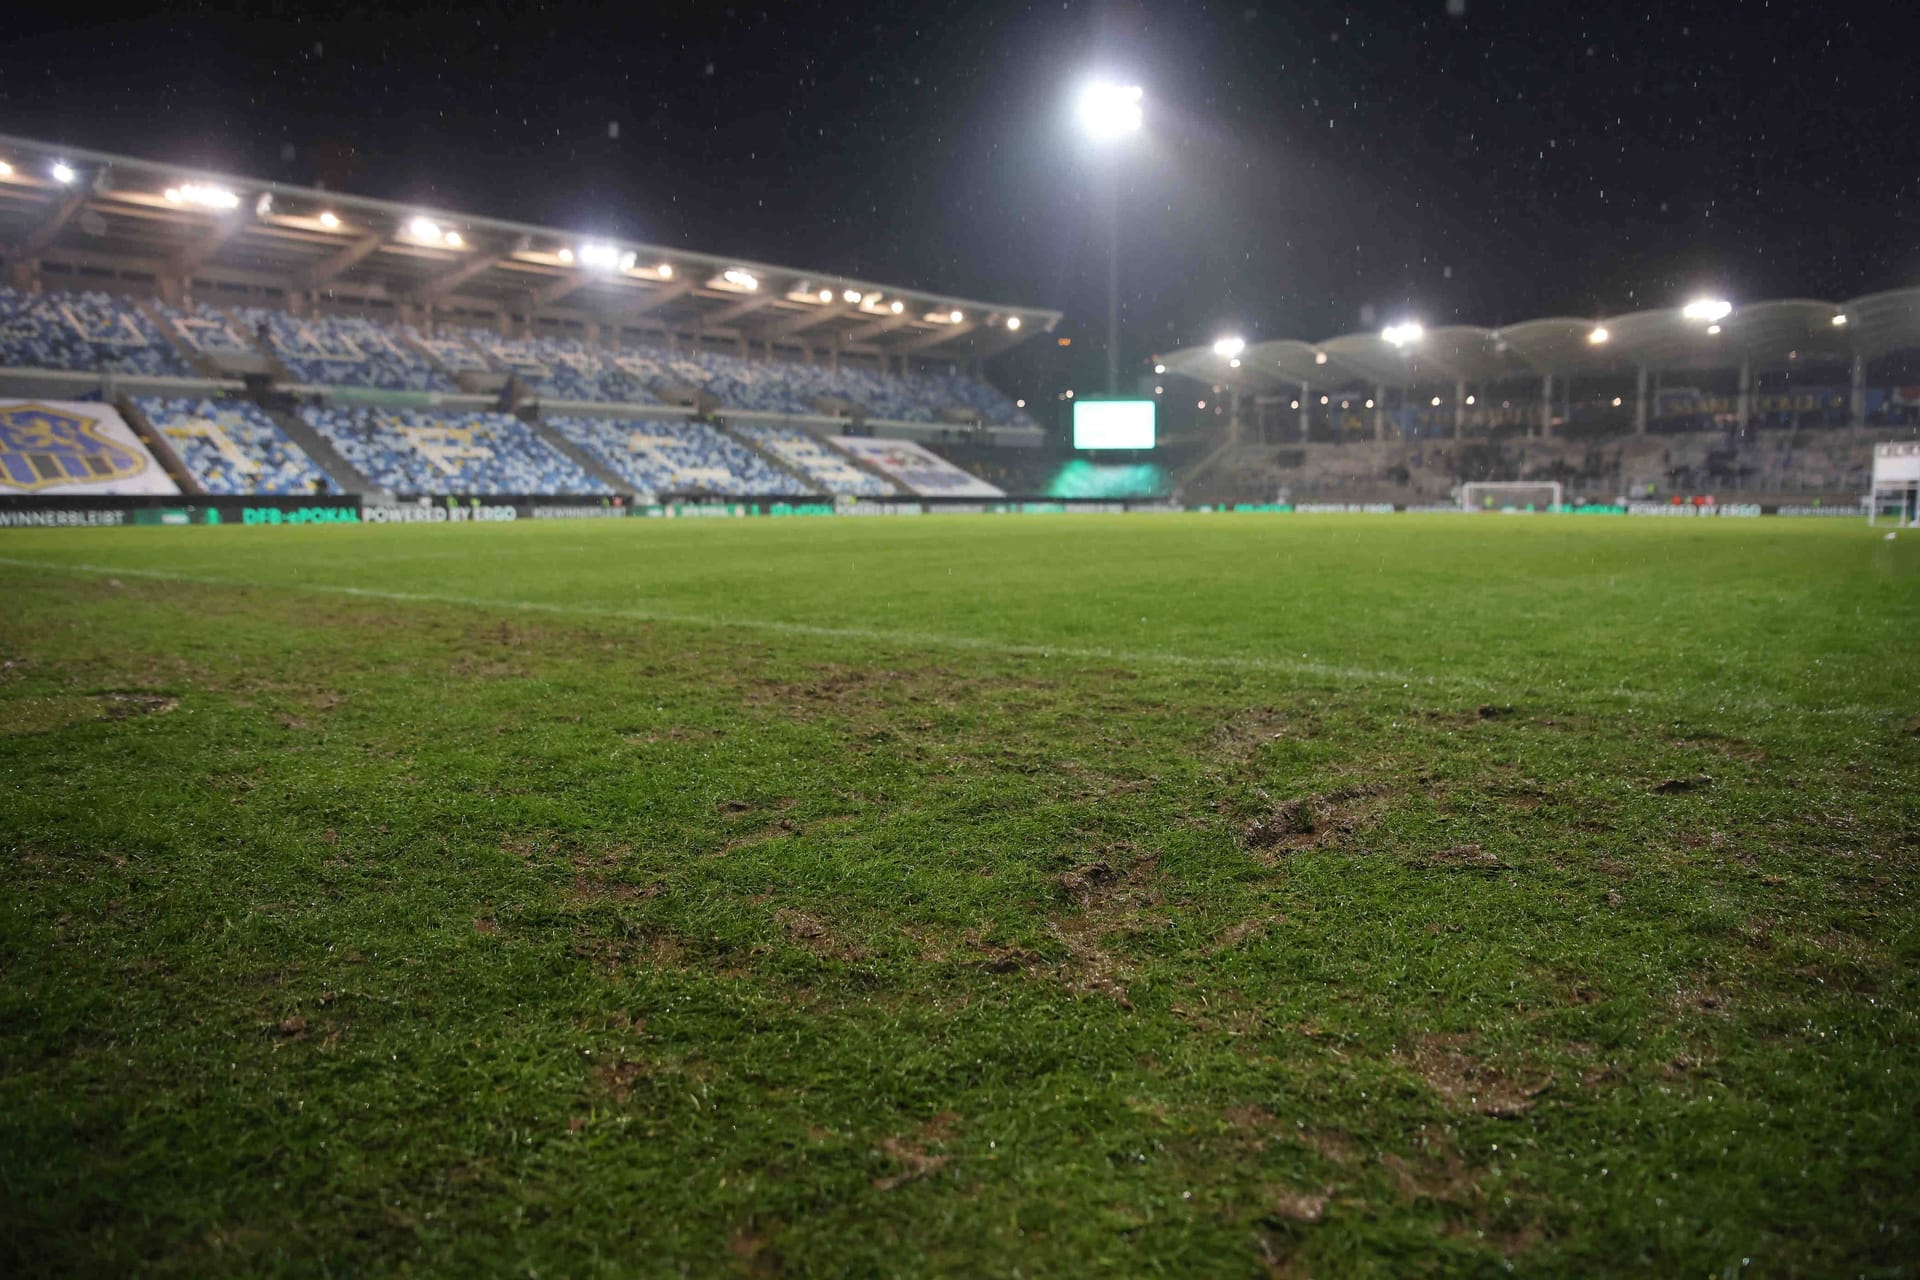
1073,399,1155,450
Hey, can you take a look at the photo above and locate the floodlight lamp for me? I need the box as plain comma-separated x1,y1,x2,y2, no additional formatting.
579,243,633,271
1077,81,1144,139
51,162,75,185
1431,396,1442,406
1681,297,1732,323
0,161,13,177
1154,363,1166,374
890,300,904,314
844,289,862,303
1382,321,1423,347
657,263,674,278
318,211,340,229
1706,324,1722,335
1831,313,1848,327
1313,350,1328,365
949,309,964,323
1006,316,1021,330
1211,336,1245,358
443,231,464,249
818,289,833,302
1465,395,1476,405
1229,358,1241,368
1588,326,1610,344
409,217,441,241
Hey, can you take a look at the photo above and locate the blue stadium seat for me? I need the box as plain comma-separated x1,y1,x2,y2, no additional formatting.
456,331,659,404
547,416,810,496
0,287,196,377
735,425,895,495
302,405,612,495
237,308,456,392
136,396,331,495
152,301,260,358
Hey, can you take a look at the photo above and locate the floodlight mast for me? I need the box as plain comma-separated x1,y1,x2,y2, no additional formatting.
1076,80,1143,395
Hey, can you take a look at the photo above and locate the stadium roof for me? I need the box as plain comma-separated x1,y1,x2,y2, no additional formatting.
1161,288,1920,392
0,133,1061,361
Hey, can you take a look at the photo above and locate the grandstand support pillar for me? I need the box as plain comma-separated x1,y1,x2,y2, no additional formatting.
1299,383,1311,443
156,275,185,307
1540,373,1554,438
1850,354,1867,426
5,260,34,291
1738,359,1753,430
1635,366,1649,434
1373,385,1386,441
1453,380,1466,438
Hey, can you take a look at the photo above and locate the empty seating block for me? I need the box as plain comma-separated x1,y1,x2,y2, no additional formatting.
153,302,259,357
736,425,896,495
412,333,492,376
303,406,611,495
548,417,809,496
136,396,331,496
0,287,196,377
457,332,658,404
239,309,455,392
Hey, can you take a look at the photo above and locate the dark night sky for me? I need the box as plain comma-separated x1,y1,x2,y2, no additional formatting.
4,0,1916,396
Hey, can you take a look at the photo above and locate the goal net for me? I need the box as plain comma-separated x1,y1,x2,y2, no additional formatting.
1460,481,1564,512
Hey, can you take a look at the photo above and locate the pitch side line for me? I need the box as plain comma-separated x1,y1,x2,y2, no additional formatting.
0,554,1477,689
0,554,1896,720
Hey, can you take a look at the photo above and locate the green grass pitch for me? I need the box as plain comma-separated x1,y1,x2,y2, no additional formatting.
1,513,1915,1277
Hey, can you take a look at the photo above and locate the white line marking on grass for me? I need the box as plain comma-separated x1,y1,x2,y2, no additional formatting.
0,554,1472,690
0,555,1893,721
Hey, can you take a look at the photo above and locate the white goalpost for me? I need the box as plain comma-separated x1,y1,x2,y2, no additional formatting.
1459,480,1564,512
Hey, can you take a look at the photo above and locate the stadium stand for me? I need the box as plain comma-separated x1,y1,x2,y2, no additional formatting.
152,301,259,359
458,331,659,404
411,332,493,377
1177,427,1890,506
736,425,897,495
302,406,612,495
237,308,455,392
0,288,196,377
830,435,1006,496
547,417,810,496
135,395,333,495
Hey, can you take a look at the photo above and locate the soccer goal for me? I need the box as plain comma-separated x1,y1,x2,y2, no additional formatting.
1460,481,1564,513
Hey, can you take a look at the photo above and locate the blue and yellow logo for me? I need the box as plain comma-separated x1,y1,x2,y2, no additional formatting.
0,404,146,492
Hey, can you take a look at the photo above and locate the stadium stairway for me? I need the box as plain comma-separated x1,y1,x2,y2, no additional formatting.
524,413,632,493
713,422,827,493
251,397,376,494
134,298,223,382
117,396,206,495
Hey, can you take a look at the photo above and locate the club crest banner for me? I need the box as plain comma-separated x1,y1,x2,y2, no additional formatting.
0,400,180,495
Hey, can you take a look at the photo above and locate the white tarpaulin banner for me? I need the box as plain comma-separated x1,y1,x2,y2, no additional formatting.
829,436,1005,497
0,400,180,495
